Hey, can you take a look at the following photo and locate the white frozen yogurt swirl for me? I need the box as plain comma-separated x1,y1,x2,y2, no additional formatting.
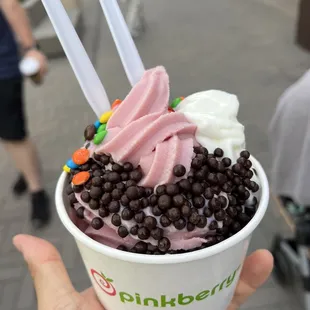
175,90,245,162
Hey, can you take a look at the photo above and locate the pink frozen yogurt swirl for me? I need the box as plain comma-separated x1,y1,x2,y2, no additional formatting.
72,66,225,251
96,66,197,188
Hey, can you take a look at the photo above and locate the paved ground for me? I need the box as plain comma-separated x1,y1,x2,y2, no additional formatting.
0,0,310,309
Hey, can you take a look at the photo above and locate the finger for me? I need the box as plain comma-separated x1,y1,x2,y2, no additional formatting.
228,250,273,310
13,234,80,310
81,287,97,299
81,288,105,309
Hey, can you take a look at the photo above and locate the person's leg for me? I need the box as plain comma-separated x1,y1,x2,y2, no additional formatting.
0,77,50,228
296,0,310,52
3,138,42,192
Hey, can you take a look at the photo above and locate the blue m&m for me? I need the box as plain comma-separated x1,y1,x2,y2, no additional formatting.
94,120,101,129
66,159,79,169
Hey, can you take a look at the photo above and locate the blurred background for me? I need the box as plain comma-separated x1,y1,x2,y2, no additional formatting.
0,0,310,309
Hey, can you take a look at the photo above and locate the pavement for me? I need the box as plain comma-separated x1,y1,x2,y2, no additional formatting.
0,0,310,309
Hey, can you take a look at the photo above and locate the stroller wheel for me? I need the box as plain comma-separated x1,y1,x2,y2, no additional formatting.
271,235,294,286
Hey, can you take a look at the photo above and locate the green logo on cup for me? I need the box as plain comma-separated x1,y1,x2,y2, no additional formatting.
91,265,240,307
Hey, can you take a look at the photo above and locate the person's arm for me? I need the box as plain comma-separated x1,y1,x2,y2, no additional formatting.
1,0,48,81
0,0,36,52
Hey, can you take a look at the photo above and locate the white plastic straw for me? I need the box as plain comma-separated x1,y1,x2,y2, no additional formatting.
99,0,145,86
41,0,110,117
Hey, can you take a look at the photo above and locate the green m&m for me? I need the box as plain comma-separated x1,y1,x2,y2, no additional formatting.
170,97,184,109
94,130,108,145
97,123,107,133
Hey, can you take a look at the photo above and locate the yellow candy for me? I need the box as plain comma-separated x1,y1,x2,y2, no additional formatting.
63,165,71,173
99,110,113,124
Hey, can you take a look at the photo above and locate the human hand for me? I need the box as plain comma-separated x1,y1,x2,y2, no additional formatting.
13,235,273,310
24,49,48,82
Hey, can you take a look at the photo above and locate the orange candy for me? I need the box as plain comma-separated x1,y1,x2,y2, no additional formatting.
180,96,185,100
72,148,90,165
112,99,122,110
72,171,91,185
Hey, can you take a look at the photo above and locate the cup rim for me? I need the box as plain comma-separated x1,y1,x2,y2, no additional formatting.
55,156,269,265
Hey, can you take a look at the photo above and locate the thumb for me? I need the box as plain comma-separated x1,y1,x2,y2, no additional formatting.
228,249,274,310
13,234,80,310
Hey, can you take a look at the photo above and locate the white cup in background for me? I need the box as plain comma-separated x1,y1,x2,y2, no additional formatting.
19,57,42,84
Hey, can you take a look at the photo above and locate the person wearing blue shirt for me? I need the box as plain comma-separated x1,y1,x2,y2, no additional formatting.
0,0,50,228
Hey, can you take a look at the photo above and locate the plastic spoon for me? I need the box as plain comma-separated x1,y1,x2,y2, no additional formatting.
41,0,110,117
99,0,145,86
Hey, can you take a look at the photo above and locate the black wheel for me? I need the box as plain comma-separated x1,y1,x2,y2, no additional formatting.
271,235,294,286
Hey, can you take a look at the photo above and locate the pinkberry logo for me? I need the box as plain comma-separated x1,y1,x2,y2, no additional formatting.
91,265,240,307
90,269,116,296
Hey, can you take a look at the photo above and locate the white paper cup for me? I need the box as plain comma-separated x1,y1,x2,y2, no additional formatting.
55,156,269,310
19,57,42,84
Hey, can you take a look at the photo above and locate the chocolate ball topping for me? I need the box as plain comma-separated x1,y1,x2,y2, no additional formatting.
112,163,123,173
89,199,99,210
214,148,224,157
156,185,166,196
130,169,143,182
160,215,171,227
144,216,157,230
158,195,172,210
240,150,250,159
222,157,231,167
111,214,121,226
91,217,104,230
76,207,85,219
68,193,77,205
174,218,186,230
103,182,114,193
181,204,192,217
173,164,186,177
98,207,109,218
138,227,150,240
172,194,185,207
134,211,145,223
129,200,142,212
151,227,163,240
126,186,139,200
134,241,147,253
90,187,103,199
108,201,120,213
81,191,91,203
152,205,162,216
100,154,110,165
101,193,112,206
130,225,139,235
123,162,133,172
158,238,171,252
166,184,180,196
121,208,134,220
118,226,129,238
196,215,207,228
179,179,191,192
72,185,83,193
112,188,123,200
192,183,204,196
193,196,205,208
167,207,181,221
189,211,200,225
108,172,121,183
